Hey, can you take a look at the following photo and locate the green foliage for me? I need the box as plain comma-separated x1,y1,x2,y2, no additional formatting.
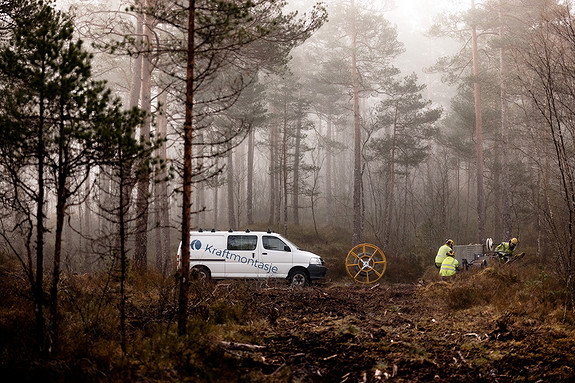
367,73,442,170
303,0,403,105
0,0,148,354
0,0,147,213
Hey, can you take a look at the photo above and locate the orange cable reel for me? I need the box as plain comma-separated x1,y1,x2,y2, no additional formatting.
345,243,387,284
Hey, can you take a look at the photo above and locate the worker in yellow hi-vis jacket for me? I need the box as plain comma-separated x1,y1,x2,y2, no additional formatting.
439,250,459,280
495,237,518,263
435,239,454,268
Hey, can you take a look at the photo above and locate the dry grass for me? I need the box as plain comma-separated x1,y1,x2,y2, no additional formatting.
1,232,575,382
419,260,574,325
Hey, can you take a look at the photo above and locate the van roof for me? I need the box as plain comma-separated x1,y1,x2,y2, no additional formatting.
193,229,276,234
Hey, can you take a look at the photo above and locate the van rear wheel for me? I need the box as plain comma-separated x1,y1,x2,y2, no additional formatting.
289,269,309,287
191,266,211,282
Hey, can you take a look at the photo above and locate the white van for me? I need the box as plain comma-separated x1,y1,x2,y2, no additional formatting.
177,229,327,286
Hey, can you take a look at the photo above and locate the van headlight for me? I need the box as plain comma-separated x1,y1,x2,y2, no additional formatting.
309,257,323,265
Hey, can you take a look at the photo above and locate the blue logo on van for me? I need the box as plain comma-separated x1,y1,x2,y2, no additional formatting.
190,239,202,251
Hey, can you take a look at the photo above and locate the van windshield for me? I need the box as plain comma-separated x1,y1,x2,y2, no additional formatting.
275,235,302,251
263,236,291,251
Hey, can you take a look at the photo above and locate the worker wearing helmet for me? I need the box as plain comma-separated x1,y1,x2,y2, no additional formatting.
435,239,454,268
495,237,518,263
439,249,459,280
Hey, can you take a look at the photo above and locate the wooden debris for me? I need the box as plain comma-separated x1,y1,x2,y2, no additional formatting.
219,341,266,351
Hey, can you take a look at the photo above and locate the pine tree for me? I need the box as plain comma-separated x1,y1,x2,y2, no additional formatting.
367,74,442,247
0,0,145,354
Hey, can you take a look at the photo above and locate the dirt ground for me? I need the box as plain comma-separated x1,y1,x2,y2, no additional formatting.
3,265,575,382
220,281,575,383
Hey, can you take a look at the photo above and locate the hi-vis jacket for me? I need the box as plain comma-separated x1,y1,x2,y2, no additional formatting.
495,242,515,255
440,256,459,277
435,244,451,266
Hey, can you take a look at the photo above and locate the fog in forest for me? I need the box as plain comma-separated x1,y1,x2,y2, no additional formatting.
4,1,575,379
3,0,573,275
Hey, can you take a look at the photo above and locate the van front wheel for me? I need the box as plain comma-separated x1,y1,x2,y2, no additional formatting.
288,269,310,287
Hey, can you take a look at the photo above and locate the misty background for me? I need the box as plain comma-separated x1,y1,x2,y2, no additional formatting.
4,0,575,366
2,0,572,283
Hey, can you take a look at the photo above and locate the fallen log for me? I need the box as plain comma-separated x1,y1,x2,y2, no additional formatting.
219,341,266,351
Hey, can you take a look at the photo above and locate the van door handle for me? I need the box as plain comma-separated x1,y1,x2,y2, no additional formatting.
252,252,255,258
262,252,267,255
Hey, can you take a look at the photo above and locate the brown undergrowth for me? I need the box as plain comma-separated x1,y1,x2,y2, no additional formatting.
1,254,574,382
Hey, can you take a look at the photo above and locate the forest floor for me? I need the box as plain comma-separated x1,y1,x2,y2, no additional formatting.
3,263,575,382
222,278,575,382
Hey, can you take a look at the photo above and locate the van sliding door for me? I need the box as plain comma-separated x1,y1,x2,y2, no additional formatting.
225,235,259,278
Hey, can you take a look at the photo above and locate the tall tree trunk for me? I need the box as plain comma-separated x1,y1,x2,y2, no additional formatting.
247,129,254,225
499,0,512,240
384,106,398,249
213,183,219,228
194,132,205,229
235,143,245,228
97,169,106,240
282,93,289,235
467,163,471,232
196,183,205,227
493,119,502,238
49,117,69,354
275,168,282,226
292,96,302,226
456,158,461,239
154,89,171,276
310,147,321,236
177,0,195,337
351,0,362,245
134,9,153,270
35,82,47,355
83,167,92,272
227,146,236,229
123,6,143,257
268,120,277,225
471,0,486,243
119,158,128,352
542,141,551,263
123,0,144,251
129,3,143,112
402,171,409,243
326,118,333,214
